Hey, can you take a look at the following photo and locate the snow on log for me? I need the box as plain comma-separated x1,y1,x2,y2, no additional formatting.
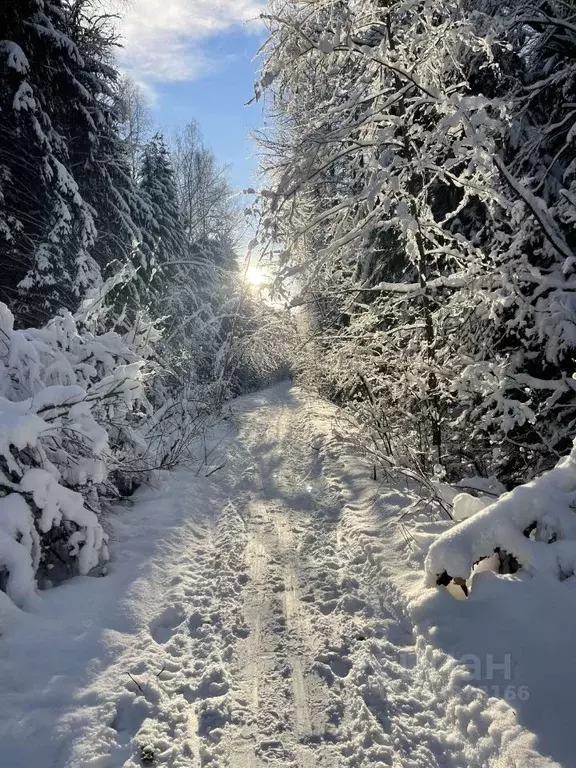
425,442,576,589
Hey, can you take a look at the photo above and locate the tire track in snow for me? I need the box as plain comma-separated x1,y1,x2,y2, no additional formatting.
220,397,347,767
274,515,314,745
231,500,342,768
227,501,289,766
275,521,315,767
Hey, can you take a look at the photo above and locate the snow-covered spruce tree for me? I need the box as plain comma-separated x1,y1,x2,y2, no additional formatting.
63,1,155,324
133,131,222,403
0,0,99,325
138,132,187,318
0,0,152,327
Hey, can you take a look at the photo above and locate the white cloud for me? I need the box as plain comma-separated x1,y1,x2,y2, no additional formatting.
107,0,264,83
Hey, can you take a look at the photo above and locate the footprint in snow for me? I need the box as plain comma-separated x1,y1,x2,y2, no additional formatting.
313,650,353,683
181,665,230,702
110,696,149,746
149,605,186,644
338,594,374,617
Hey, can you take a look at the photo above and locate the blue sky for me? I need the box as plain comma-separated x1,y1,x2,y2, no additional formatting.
110,0,266,193
150,29,265,192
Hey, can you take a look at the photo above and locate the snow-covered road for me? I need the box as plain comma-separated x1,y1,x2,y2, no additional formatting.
0,386,561,767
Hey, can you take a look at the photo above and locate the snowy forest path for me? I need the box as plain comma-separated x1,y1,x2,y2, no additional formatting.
0,385,557,768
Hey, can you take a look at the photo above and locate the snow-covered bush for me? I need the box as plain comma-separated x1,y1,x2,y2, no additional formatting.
426,442,576,595
225,286,297,395
0,293,155,607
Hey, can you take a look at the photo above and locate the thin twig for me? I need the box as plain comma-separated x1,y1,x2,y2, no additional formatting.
205,463,226,478
125,672,146,696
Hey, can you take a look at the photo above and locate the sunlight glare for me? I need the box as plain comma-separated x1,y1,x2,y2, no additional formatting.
245,264,266,286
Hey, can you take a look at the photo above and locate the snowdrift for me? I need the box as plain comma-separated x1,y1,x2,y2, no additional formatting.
425,442,576,592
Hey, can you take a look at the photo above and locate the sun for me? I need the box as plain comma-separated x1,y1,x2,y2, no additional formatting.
245,264,266,287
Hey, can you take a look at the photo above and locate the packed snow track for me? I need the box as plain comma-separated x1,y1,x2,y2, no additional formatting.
0,386,559,767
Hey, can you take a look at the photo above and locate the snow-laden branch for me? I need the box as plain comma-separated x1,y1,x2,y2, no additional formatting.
494,156,574,262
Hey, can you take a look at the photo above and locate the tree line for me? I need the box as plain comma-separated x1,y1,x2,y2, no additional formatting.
256,0,576,486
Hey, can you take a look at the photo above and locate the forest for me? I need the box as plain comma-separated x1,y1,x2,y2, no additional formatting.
2,2,576,765
2,0,576,601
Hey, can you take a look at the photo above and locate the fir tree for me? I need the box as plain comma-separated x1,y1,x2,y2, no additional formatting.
0,0,150,326
138,132,186,315
0,0,99,324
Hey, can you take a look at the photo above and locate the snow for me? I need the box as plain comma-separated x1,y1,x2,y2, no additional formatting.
0,384,110,591
0,385,568,766
0,299,160,601
12,81,35,111
20,468,105,574
425,440,576,584
0,495,40,609
0,40,29,73
452,492,492,521
31,384,86,410
0,397,47,474
455,475,506,497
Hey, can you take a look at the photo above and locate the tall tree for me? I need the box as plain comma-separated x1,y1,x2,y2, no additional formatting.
163,121,241,389
116,75,152,177
65,1,150,278
0,0,149,326
258,0,504,474
138,132,186,315
173,121,239,259
0,0,99,324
